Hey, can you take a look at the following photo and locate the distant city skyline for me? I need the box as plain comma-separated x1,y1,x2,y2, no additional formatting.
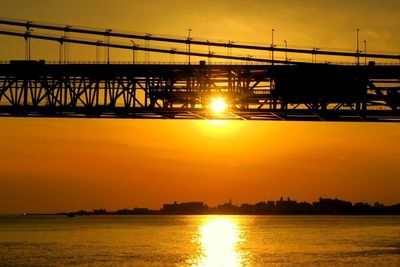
47,197,400,216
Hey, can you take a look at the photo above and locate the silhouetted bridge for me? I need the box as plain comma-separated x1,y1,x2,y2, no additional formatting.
0,19,399,121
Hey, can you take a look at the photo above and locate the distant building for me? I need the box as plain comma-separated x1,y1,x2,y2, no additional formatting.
275,197,297,214
162,201,207,214
352,202,373,214
254,201,274,214
133,208,152,215
216,198,239,214
92,208,107,215
313,197,352,214
240,203,255,214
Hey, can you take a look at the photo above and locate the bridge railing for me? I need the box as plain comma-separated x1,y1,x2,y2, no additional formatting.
0,60,399,66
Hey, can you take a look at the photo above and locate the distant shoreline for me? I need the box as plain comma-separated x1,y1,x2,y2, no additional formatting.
23,213,400,216
19,197,400,216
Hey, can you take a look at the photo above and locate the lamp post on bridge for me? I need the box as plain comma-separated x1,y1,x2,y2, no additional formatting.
145,33,152,63
170,48,176,63
312,47,319,63
271,28,275,65
207,40,211,64
356,28,360,66
58,36,64,64
364,40,367,65
106,29,112,64
284,40,288,63
187,28,192,65
96,40,102,63
227,41,234,64
24,28,33,61
64,25,71,63
130,40,136,64
24,21,31,61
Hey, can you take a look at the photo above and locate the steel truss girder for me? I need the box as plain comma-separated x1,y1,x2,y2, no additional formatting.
0,63,399,121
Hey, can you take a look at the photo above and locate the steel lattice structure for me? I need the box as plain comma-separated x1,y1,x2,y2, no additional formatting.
0,62,399,121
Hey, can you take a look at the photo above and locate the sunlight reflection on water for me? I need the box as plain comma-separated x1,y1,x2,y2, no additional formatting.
190,217,247,267
1,215,399,266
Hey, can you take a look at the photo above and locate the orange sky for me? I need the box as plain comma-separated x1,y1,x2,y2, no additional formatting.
0,0,399,213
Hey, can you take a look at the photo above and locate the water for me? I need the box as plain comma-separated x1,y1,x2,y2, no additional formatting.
0,215,399,266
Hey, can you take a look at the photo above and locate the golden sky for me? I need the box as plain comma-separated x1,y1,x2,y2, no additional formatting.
0,0,399,213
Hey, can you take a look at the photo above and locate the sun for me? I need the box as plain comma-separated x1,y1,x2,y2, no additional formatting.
209,97,228,113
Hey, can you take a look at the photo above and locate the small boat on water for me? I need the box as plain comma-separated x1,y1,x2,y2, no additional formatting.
67,212,76,218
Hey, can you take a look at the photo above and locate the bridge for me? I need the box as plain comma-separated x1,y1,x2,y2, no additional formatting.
0,19,399,121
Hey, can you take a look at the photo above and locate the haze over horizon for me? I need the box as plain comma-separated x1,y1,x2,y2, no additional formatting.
0,0,399,214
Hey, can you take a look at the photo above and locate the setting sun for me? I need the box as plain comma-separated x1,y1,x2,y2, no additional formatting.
209,98,228,113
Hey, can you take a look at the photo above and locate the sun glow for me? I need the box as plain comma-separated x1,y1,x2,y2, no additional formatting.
209,97,228,113
192,217,243,267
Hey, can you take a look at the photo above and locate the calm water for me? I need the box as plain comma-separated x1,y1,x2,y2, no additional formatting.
0,215,399,266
